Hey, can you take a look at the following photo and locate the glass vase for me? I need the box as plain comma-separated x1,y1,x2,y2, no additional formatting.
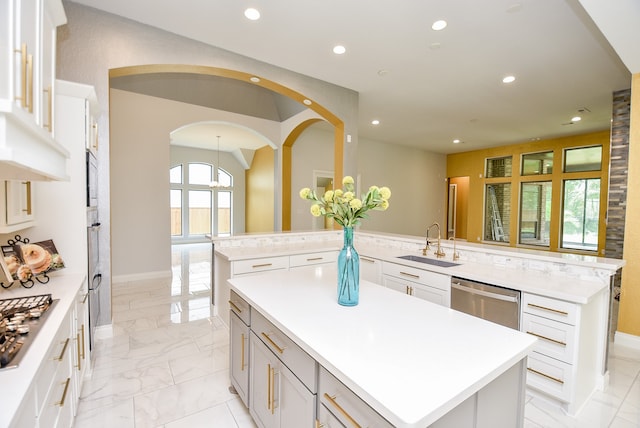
337,226,359,306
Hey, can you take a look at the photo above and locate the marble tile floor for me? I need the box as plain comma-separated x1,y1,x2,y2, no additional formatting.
73,243,640,427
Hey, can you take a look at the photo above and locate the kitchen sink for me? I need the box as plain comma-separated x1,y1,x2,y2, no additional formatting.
397,255,460,268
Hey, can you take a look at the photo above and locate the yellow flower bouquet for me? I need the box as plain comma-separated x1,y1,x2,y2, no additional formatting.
299,176,391,228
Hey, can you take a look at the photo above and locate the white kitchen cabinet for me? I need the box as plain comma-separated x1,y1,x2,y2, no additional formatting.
521,291,608,415
34,306,74,428
71,282,90,415
359,255,382,284
1,179,36,232
0,0,68,181
382,262,450,307
289,251,337,270
249,332,316,428
229,291,250,407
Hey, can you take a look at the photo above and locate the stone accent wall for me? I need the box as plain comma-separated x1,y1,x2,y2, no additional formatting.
606,89,631,260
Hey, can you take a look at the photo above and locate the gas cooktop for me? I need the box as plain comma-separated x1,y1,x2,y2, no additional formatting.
0,294,58,370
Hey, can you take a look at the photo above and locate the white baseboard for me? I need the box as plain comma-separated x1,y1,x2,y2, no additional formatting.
112,270,172,284
94,323,114,340
614,331,640,350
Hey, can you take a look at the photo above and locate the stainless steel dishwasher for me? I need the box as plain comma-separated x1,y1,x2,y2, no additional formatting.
450,277,521,330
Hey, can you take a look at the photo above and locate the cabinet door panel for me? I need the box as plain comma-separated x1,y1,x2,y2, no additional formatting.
249,332,277,428
230,311,250,407
278,363,315,428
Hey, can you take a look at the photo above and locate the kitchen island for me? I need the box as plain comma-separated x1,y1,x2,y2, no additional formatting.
229,265,537,427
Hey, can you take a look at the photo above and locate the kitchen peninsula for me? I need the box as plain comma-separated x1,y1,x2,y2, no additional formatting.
229,266,537,427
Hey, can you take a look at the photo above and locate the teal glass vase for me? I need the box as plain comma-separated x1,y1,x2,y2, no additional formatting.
337,227,359,306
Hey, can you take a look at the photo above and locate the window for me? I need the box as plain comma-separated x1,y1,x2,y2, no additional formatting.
170,162,233,240
486,156,512,178
484,183,510,242
170,189,182,236
188,190,211,235
522,151,553,175
519,181,552,247
564,146,602,172
562,179,600,251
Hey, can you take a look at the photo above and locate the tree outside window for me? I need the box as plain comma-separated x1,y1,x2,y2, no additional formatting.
562,179,600,251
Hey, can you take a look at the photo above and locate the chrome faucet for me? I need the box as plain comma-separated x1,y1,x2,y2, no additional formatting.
423,222,446,258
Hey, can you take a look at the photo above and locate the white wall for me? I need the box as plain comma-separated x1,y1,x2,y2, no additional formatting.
357,138,447,236
290,126,447,236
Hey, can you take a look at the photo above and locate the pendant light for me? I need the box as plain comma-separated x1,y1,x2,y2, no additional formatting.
209,135,224,188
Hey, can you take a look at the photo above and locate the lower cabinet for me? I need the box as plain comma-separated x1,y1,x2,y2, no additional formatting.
382,262,450,307
318,366,393,428
230,309,250,406
359,255,382,284
249,332,315,428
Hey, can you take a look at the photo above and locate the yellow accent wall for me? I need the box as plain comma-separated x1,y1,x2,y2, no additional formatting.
246,145,275,233
619,73,640,337
447,131,610,253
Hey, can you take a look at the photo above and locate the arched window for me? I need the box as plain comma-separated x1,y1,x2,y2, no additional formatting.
170,162,233,240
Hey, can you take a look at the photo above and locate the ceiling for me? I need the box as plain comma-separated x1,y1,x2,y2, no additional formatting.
72,0,636,155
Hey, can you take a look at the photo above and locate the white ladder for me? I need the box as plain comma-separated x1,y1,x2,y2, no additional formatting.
488,185,505,241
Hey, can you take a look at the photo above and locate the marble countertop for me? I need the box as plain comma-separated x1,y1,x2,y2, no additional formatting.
0,271,86,428
214,230,621,304
230,266,537,427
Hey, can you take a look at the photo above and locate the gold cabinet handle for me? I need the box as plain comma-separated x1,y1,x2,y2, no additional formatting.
400,271,420,279
315,420,325,428
81,324,86,359
26,53,33,113
526,331,567,347
240,333,245,371
76,332,82,371
270,365,276,415
56,338,70,361
82,292,89,304
323,393,362,428
267,363,271,411
527,367,564,384
22,181,31,214
252,263,273,269
360,257,375,264
527,303,568,316
228,300,242,313
306,257,323,261
56,378,71,407
261,332,285,354
43,86,52,131
14,44,27,108
267,363,276,413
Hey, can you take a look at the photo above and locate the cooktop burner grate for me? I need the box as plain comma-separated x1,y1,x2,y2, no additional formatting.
0,293,57,370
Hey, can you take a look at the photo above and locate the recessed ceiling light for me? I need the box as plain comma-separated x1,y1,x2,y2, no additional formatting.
303,99,312,106
250,76,260,83
333,45,346,55
432,20,447,31
571,116,582,122
371,120,380,125
244,8,260,20
502,75,516,84
453,139,461,144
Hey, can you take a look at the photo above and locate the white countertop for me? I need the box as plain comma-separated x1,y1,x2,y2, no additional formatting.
230,266,537,427
0,271,86,428
215,235,617,304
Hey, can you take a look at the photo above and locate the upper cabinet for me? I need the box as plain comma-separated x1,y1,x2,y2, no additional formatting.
0,0,70,181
